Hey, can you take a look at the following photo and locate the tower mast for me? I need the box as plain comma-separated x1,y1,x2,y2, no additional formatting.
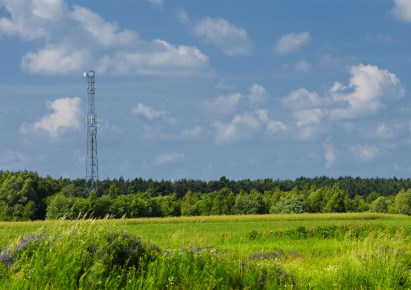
84,70,99,193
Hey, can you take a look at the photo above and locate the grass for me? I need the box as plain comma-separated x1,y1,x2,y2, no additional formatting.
1,213,411,289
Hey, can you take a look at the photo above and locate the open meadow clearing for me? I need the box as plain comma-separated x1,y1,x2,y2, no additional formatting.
1,213,411,289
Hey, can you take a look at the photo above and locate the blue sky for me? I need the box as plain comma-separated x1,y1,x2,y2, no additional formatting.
0,0,411,180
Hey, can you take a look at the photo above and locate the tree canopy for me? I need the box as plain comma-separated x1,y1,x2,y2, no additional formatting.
1,171,411,221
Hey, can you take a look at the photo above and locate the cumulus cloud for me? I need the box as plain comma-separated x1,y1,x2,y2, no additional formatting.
208,84,283,143
266,120,287,135
214,109,285,144
205,93,242,114
330,64,404,119
0,0,209,76
0,0,66,40
194,17,252,56
282,88,324,110
283,64,403,119
97,40,208,76
248,84,269,105
280,64,404,141
151,152,185,166
275,32,310,54
132,103,175,124
206,83,269,115
21,44,90,74
20,97,81,137
392,0,411,22
70,5,138,47
292,109,327,140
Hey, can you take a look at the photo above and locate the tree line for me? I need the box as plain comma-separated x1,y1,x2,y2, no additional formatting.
1,171,411,221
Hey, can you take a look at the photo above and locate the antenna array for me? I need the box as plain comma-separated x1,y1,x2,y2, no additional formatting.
84,70,99,193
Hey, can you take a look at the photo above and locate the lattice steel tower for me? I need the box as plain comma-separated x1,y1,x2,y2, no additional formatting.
84,70,99,192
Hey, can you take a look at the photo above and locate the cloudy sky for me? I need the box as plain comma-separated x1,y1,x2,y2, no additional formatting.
1,0,411,180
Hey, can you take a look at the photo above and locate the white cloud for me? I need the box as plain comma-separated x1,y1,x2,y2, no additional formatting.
282,88,324,110
325,144,336,168
21,44,90,74
392,0,411,22
132,103,175,125
0,0,209,76
20,97,81,137
133,103,164,120
205,93,242,114
280,64,404,141
214,111,263,144
0,0,66,40
214,109,285,144
97,40,208,76
248,84,269,104
70,5,138,47
295,60,311,72
292,109,327,140
152,152,185,166
330,64,404,119
194,17,252,56
351,144,379,161
266,120,287,135
275,32,310,54
293,109,326,127
206,84,269,115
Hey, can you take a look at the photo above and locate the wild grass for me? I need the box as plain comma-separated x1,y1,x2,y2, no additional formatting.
1,213,411,289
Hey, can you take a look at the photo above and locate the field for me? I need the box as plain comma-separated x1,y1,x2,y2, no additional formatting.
1,213,411,289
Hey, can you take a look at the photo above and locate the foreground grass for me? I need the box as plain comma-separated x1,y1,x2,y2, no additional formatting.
1,213,411,289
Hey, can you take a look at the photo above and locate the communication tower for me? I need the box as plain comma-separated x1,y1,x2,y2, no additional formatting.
84,70,99,193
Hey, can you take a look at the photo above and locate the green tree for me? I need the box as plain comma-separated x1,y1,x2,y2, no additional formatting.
233,190,264,215
0,173,39,221
347,195,369,212
108,184,121,197
393,189,411,215
210,188,234,215
307,187,332,213
180,191,200,216
46,194,76,219
323,185,349,213
270,194,309,214
159,194,181,217
369,196,388,213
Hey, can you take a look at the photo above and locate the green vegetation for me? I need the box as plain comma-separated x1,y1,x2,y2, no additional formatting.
2,171,411,221
1,214,411,289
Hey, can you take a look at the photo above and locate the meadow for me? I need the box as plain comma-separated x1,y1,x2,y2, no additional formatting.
1,213,411,289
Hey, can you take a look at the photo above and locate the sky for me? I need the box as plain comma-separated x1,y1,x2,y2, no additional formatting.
0,0,411,180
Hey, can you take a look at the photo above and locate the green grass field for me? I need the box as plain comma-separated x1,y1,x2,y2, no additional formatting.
1,213,411,289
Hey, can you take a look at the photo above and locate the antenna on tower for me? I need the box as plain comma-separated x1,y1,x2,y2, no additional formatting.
84,70,99,194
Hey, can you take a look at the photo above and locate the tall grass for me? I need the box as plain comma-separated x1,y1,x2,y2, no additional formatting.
1,213,411,289
0,220,293,289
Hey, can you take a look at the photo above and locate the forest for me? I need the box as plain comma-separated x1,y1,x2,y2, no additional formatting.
1,170,411,221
